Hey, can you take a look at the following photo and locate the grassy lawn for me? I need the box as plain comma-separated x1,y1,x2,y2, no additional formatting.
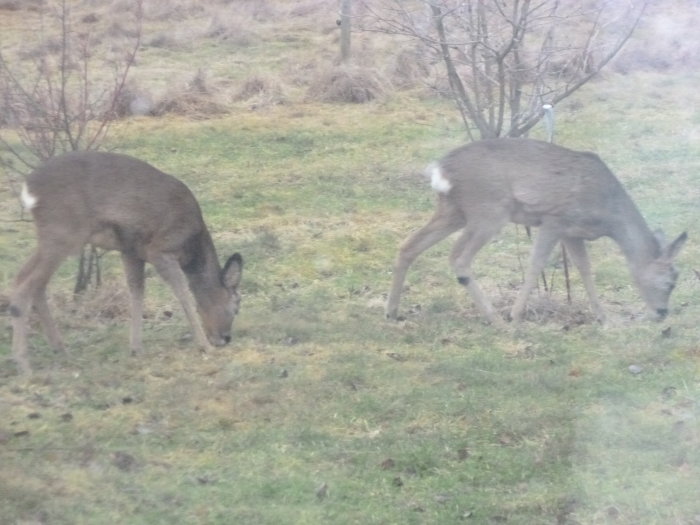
1,2,699,524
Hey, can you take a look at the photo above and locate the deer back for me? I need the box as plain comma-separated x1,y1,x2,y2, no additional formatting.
438,139,636,238
26,151,207,259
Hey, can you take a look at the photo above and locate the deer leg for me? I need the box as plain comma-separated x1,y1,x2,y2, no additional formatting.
10,249,69,374
34,287,65,353
121,253,146,355
510,226,561,321
450,219,507,324
562,237,606,323
150,253,212,351
386,203,464,319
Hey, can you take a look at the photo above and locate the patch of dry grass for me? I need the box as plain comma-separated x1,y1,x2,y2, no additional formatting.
306,65,387,104
153,69,230,117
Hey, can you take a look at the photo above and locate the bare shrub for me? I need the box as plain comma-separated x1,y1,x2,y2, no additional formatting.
0,0,142,162
362,0,648,138
154,69,229,117
306,65,386,103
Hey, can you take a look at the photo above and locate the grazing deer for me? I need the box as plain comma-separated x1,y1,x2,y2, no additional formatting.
10,151,243,374
386,139,687,324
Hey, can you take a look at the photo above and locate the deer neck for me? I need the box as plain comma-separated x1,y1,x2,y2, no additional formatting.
610,201,660,272
183,230,224,306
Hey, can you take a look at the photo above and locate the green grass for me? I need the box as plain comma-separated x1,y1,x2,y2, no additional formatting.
1,5,700,523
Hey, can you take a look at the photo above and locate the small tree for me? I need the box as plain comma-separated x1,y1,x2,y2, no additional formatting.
361,0,648,139
0,0,143,292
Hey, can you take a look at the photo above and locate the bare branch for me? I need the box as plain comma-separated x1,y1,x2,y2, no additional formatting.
362,0,649,138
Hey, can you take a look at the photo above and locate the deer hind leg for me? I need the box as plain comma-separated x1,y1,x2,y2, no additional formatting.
150,253,211,351
10,248,70,374
510,225,561,322
386,201,464,319
450,218,507,324
121,253,146,355
33,287,64,353
562,237,605,323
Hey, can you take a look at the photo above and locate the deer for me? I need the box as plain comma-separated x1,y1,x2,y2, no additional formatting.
9,151,244,375
386,138,687,324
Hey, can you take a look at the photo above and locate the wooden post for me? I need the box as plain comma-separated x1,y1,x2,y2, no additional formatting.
340,0,352,63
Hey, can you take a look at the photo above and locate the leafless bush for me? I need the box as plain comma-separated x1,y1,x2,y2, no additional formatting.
0,0,142,167
306,65,386,103
361,0,649,138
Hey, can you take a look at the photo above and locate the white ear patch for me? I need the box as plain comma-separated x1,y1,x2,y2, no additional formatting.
427,162,452,194
20,183,38,210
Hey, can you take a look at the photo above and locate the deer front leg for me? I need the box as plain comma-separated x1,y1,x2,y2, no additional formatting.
150,254,212,352
562,237,606,323
386,204,463,319
510,226,561,322
121,254,146,355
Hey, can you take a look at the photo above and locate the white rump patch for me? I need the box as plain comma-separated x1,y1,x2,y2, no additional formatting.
20,183,38,210
427,162,452,193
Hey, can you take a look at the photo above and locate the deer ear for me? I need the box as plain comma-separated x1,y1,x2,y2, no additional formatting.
653,229,667,246
222,253,243,289
665,232,688,259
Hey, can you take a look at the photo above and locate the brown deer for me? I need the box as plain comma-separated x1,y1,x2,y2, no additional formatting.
386,139,687,324
10,151,243,374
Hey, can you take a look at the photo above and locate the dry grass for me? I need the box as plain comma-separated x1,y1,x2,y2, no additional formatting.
388,47,432,90
306,65,387,104
0,0,42,11
233,75,287,109
153,69,230,117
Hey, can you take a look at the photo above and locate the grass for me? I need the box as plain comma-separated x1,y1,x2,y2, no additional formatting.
1,2,700,524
